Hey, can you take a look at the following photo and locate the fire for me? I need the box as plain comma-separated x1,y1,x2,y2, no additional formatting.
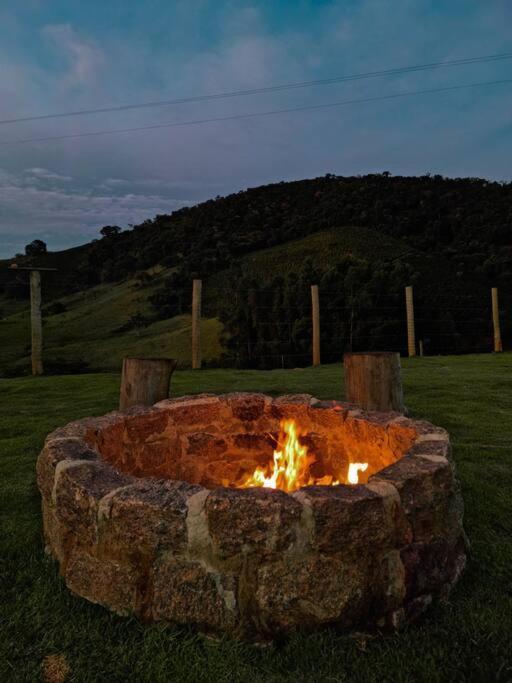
242,419,313,492
240,419,368,491
347,462,368,484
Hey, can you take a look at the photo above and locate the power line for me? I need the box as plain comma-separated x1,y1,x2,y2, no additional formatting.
1,77,510,147
1,51,512,126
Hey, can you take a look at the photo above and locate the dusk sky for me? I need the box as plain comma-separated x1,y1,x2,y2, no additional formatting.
0,0,511,257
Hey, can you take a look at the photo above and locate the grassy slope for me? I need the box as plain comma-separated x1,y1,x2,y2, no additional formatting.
1,355,511,682
0,268,223,374
0,227,411,375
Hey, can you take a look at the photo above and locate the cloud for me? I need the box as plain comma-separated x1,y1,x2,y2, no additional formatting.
24,167,73,182
41,23,104,87
0,174,192,255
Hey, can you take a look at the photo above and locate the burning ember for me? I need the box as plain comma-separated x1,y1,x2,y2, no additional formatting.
240,419,368,492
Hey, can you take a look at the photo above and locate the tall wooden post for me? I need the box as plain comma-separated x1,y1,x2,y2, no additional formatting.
311,284,321,366
405,285,416,357
192,278,202,369
492,287,502,352
30,270,43,375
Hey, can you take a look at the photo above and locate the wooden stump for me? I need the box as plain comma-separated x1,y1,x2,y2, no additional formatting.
119,357,177,411
343,351,404,413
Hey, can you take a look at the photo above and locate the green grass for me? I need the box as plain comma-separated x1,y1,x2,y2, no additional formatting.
0,269,223,374
0,226,411,376
1,355,512,682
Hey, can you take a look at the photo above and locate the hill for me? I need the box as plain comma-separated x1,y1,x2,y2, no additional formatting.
1,173,511,374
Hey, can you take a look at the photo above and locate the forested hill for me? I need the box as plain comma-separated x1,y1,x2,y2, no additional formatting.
1,173,511,372
3,173,512,296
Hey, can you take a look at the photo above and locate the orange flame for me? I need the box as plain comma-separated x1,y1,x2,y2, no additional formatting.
240,419,368,491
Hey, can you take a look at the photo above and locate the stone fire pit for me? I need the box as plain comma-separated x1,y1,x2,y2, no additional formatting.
37,393,466,641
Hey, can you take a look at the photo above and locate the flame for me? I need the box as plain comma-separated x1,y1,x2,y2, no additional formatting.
240,419,369,491
347,462,368,484
242,419,313,492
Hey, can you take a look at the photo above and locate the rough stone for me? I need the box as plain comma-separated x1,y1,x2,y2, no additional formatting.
65,551,139,616
152,559,238,631
301,484,406,555
372,455,462,543
408,439,451,459
37,438,98,499
255,555,367,632
52,460,133,560
186,432,228,457
99,479,201,562
205,487,302,558
400,536,467,599
124,409,168,443
226,393,269,422
167,395,223,426
387,417,419,458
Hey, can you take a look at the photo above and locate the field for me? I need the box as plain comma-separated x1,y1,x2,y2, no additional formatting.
1,355,512,682
0,267,223,375
0,226,413,376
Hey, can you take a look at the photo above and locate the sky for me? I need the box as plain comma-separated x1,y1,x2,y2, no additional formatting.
0,0,511,257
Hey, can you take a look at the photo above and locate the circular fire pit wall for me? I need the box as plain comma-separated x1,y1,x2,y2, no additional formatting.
37,393,466,640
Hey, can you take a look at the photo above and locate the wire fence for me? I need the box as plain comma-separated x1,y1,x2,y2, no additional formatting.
197,281,510,369
2,269,510,374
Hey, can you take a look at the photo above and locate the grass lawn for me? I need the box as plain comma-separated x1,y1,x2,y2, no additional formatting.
1,355,511,682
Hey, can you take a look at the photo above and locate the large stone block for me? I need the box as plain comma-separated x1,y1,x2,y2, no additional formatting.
65,551,139,616
300,483,409,556
52,460,133,560
99,480,200,562
205,487,302,558
186,432,228,458
37,438,98,500
372,455,461,543
152,559,238,631
125,408,169,443
166,396,223,427
226,393,270,422
255,555,367,632
400,536,467,599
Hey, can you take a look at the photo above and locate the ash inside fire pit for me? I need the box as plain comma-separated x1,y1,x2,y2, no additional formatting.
37,392,466,641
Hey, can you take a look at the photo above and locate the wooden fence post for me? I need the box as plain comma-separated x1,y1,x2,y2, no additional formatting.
405,285,416,357
119,357,177,410
344,351,405,412
192,278,202,369
311,284,321,366
30,270,43,375
492,287,502,352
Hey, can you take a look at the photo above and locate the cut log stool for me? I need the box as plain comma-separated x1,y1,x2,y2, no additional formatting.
119,357,177,410
343,351,404,413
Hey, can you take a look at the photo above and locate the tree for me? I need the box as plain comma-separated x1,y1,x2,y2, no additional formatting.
25,239,47,256
100,225,122,238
